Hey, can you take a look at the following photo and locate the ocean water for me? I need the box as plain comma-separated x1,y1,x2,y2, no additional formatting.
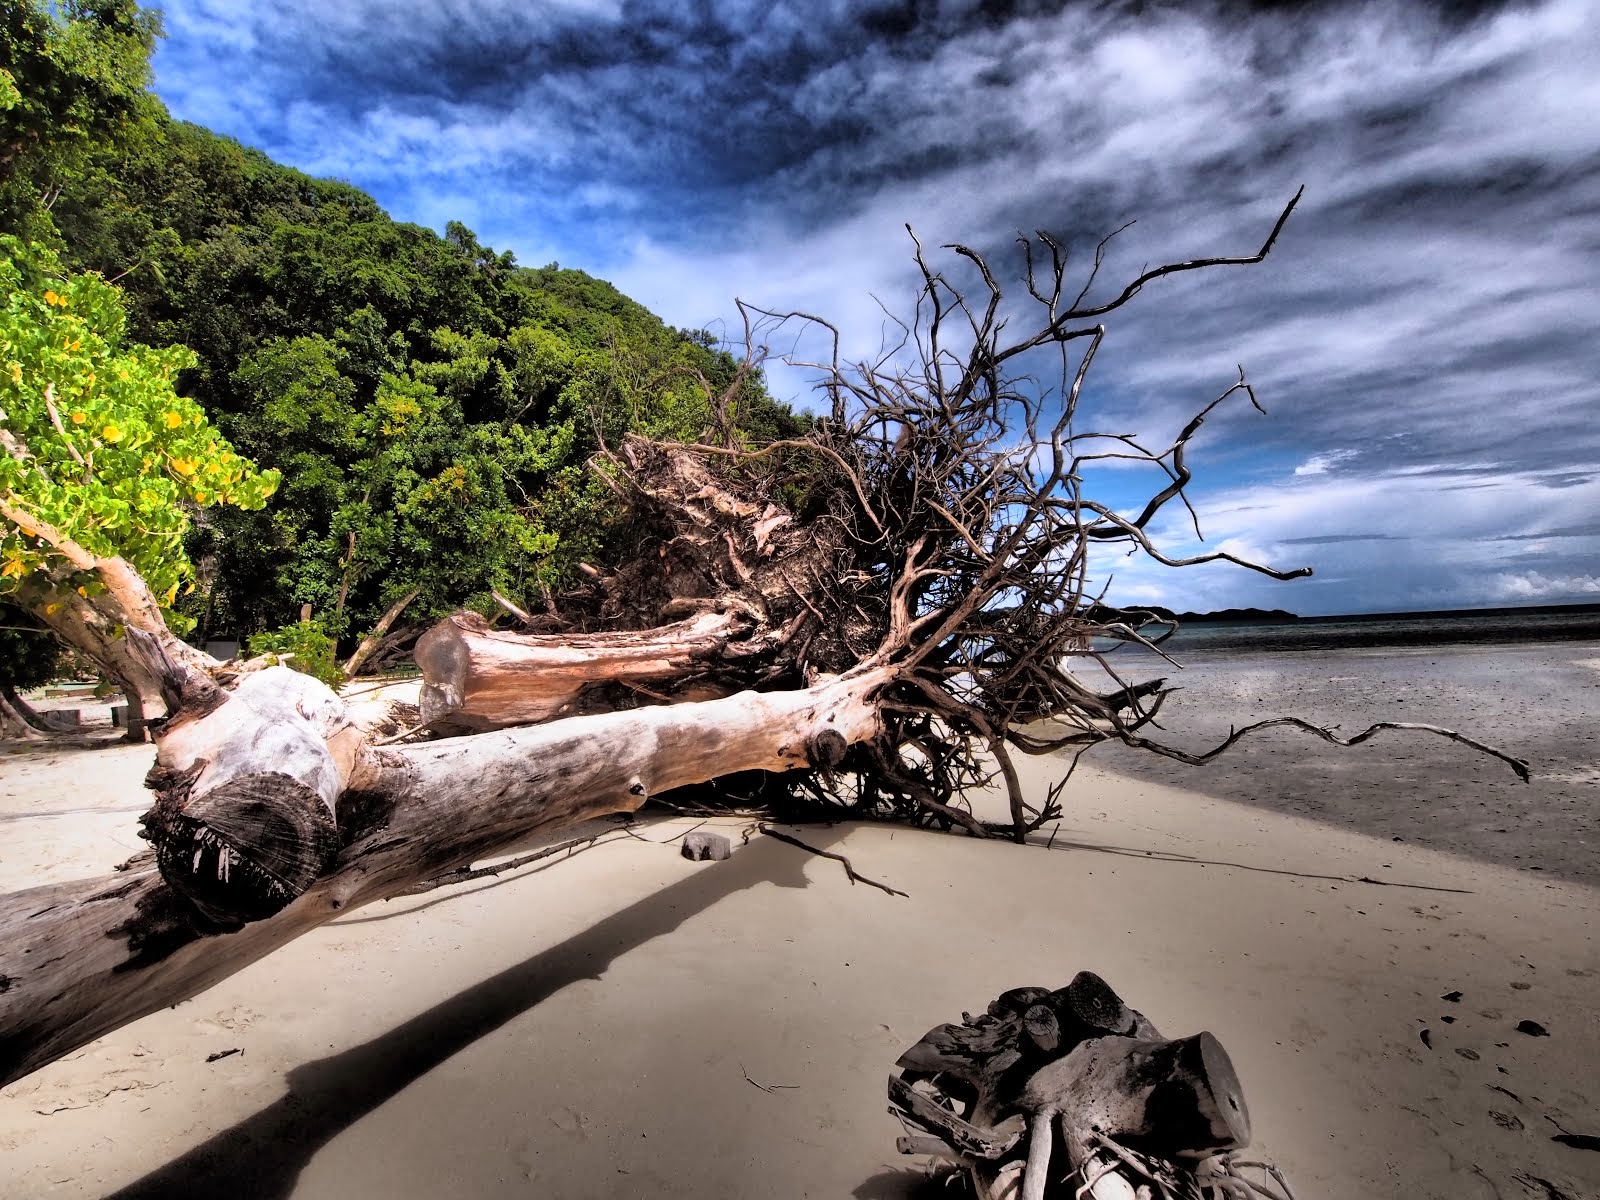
1069,622,1600,886
1147,605,1600,655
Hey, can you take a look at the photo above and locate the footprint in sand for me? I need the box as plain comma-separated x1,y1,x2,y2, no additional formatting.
192,1005,261,1035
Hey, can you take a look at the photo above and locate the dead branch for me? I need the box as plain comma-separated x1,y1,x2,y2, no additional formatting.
1114,717,1531,782
342,588,420,679
392,831,618,896
758,824,909,897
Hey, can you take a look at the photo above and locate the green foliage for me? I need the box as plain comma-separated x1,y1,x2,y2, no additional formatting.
244,620,341,689
1,0,163,236
0,607,63,688
7,0,807,651
0,237,279,621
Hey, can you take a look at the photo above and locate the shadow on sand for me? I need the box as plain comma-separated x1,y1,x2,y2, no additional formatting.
105,828,841,1200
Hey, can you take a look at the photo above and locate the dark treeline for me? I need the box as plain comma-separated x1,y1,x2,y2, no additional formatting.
2,1,805,669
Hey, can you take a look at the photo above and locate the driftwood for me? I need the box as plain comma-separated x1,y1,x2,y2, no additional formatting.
0,651,890,1087
889,974,1293,1200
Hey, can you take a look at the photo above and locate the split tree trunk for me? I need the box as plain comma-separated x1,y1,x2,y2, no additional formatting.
0,663,891,1087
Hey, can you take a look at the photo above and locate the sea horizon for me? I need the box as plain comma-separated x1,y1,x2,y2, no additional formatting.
1120,601,1600,654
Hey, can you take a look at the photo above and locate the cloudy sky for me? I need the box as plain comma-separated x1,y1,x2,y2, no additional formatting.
148,0,1599,616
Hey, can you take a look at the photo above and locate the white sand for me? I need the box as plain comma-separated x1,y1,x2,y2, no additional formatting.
0,738,1596,1199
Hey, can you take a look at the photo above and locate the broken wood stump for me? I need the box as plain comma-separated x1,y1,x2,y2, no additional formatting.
136,666,362,926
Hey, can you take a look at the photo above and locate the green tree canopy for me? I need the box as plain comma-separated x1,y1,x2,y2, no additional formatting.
0,236,278,625
1,0,162,238
5,0,810,657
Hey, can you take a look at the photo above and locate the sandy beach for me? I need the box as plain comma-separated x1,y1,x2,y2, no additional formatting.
1,643,1596,1200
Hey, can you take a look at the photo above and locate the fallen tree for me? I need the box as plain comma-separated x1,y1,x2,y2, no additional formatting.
0,192,1530,1088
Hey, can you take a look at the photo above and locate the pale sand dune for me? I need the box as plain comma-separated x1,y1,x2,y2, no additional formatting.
0,737,1596,1199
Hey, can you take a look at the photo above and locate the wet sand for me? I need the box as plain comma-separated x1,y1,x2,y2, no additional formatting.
1084,640,1600,885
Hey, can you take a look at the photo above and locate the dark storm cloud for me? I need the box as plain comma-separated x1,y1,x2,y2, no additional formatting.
151,0,1600,614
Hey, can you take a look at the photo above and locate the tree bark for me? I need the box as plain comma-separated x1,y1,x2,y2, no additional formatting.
13,569,216,734
0,664,891,1087
0,681,49,731
0,688,43,738
414,606,753,732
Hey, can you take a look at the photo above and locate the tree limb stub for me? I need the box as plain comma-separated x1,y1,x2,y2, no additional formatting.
0,666,891,1087
414,607,753,732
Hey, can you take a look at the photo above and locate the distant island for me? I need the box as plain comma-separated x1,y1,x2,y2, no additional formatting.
1159,607,1299,623
1086,604,1299,624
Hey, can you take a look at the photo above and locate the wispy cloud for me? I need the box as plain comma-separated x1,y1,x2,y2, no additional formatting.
149,0,1600,615
1293,450,1361,477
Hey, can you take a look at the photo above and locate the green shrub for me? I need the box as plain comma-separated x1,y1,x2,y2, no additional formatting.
245,622,341,689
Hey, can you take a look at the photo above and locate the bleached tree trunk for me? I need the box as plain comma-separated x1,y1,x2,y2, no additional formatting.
0,662,890,1087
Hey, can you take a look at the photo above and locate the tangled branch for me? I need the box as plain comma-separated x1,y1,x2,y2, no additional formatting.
564,189,1523,839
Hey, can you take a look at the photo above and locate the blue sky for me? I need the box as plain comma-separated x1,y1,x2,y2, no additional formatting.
147,0,1599,617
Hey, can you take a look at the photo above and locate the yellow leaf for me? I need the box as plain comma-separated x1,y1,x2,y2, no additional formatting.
1,559,26,579
70,410,86,424
76,586,88,597
6,362,19,384
102,424,122,442
43,289,60,307
164,411,183,429
193,490,208,504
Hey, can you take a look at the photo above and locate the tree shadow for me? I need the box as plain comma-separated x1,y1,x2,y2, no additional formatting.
853,1164,966,1199
105,828,836,1200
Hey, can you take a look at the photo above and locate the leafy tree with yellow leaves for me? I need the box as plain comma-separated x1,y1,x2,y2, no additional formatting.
0,235,278,733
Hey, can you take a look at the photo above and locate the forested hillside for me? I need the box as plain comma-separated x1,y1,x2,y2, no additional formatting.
3,0,803,662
